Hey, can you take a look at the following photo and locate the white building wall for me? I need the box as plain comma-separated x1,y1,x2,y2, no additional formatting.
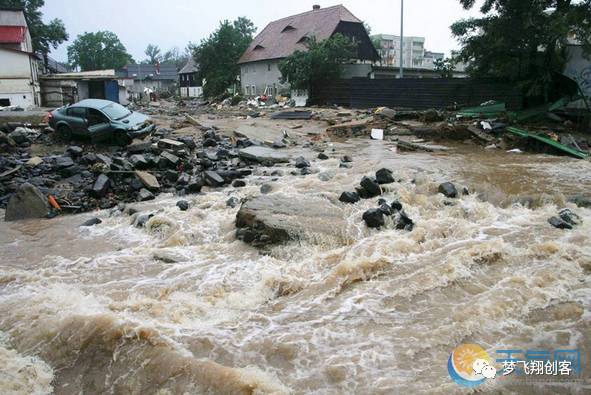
564,45,591,98
0,49,39,108
240,60,288,97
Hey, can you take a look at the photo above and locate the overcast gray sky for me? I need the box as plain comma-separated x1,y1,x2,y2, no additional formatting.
42,0,483,63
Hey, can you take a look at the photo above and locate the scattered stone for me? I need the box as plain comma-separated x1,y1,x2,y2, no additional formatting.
438,182,458,198
362,208,385,228
159,151,180,168
300,167,312,175
176,200,189,211
379,203,392,216
204,171,225,187
203,138,217,147
55,156,74,169
375,168,395,184
294,156,310,168
135,170,160,190
360,176,382,197
26,156,43,167
318,152,329,160
5,183,49,221
134,213,154,227
157,138,185,150
129,154,149,169
66,146,83,156
138,188,155,201
232,179,246,188
342,155,353,163
127,139,152,153
92,174,111,198
239,146,290,163
81,217,102,227
339,191,360,204
548,216,572,230
187,177,203,193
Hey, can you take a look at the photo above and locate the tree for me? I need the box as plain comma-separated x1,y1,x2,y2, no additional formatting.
434,57,455,78
144,44,161,64
0,0,68,56
67,31,133,71
278,33,358,91
193,17,256,98
451,0,591,97
162,47,190,68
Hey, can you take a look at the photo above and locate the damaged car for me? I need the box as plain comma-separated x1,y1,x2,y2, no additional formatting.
48,99,155,145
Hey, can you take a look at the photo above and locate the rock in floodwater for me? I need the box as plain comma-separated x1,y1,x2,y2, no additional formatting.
438,182,458,198
176,200,189,211
362,208,385,228
394,210,414,231
5,183,49,221
390,200,403,211
80,217,102,227
375,168,395,184
238,146,290,163
360,176,382,197
548,216,572,230
559,208,582,226
235,193,347,246
339,191,360,204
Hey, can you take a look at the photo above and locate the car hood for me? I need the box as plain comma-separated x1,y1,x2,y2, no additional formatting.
121,111,150,126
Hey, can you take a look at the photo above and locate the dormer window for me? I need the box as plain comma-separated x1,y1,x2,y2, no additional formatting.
297,35,310,44
281,25,296,33
253,44,264,50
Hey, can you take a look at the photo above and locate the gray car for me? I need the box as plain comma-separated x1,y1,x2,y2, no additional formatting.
48,99,155,145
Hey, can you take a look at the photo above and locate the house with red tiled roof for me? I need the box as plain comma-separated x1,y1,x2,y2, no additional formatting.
238,4,378,97
0,7,40,108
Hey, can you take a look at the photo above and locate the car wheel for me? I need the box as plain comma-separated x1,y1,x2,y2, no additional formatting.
114,131,130,146
57,124,72,141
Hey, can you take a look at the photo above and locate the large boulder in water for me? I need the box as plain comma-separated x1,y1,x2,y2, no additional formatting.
238,146,290,164
5,183,49,221
235,193,348,246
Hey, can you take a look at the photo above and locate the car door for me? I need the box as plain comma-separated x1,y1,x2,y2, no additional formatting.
87,108,114,143
65,107,88,136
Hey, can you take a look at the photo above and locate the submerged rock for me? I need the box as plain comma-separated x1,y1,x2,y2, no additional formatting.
81,217,102,227
548,216,572,230
238,146,290,163
295,156,310,168
559,208,582,226
394,210,414,231
438,182,458,198
5,183,49,221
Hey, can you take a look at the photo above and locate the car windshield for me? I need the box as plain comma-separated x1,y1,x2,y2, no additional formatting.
102,103,131,120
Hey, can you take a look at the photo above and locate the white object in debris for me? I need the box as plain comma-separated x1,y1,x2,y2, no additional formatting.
371,129,384,140
481,121,492,130
507,148,523,153
292,90,309,107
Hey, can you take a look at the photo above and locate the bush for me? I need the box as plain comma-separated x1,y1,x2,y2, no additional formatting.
230,95,243,105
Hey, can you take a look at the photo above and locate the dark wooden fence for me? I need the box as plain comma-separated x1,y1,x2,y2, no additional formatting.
310,78,524,110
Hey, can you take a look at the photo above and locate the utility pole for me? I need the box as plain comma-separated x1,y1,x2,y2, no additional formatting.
399,0,404,78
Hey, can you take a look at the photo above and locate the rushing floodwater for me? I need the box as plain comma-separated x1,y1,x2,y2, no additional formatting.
1,140,590,394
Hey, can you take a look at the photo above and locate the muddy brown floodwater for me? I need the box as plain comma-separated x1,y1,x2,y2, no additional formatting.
1,139,590,394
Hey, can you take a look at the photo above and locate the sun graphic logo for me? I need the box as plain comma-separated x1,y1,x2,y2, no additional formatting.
448,344,497,387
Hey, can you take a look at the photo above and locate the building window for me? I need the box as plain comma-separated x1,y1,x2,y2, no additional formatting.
273,83,277,96
245,86,250,96
267,63,271,71
251,85,256,95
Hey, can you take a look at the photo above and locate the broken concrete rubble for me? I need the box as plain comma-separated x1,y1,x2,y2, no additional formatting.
5,183,49,221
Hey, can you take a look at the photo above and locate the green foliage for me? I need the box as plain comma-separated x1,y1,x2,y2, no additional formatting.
162,47,190,68
144,44,161,64
193,17,256,98
434,57,455,78
230,94,243,105
452,0,591,97
67,31,133,71
278,33,358,91
0,0,68,54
